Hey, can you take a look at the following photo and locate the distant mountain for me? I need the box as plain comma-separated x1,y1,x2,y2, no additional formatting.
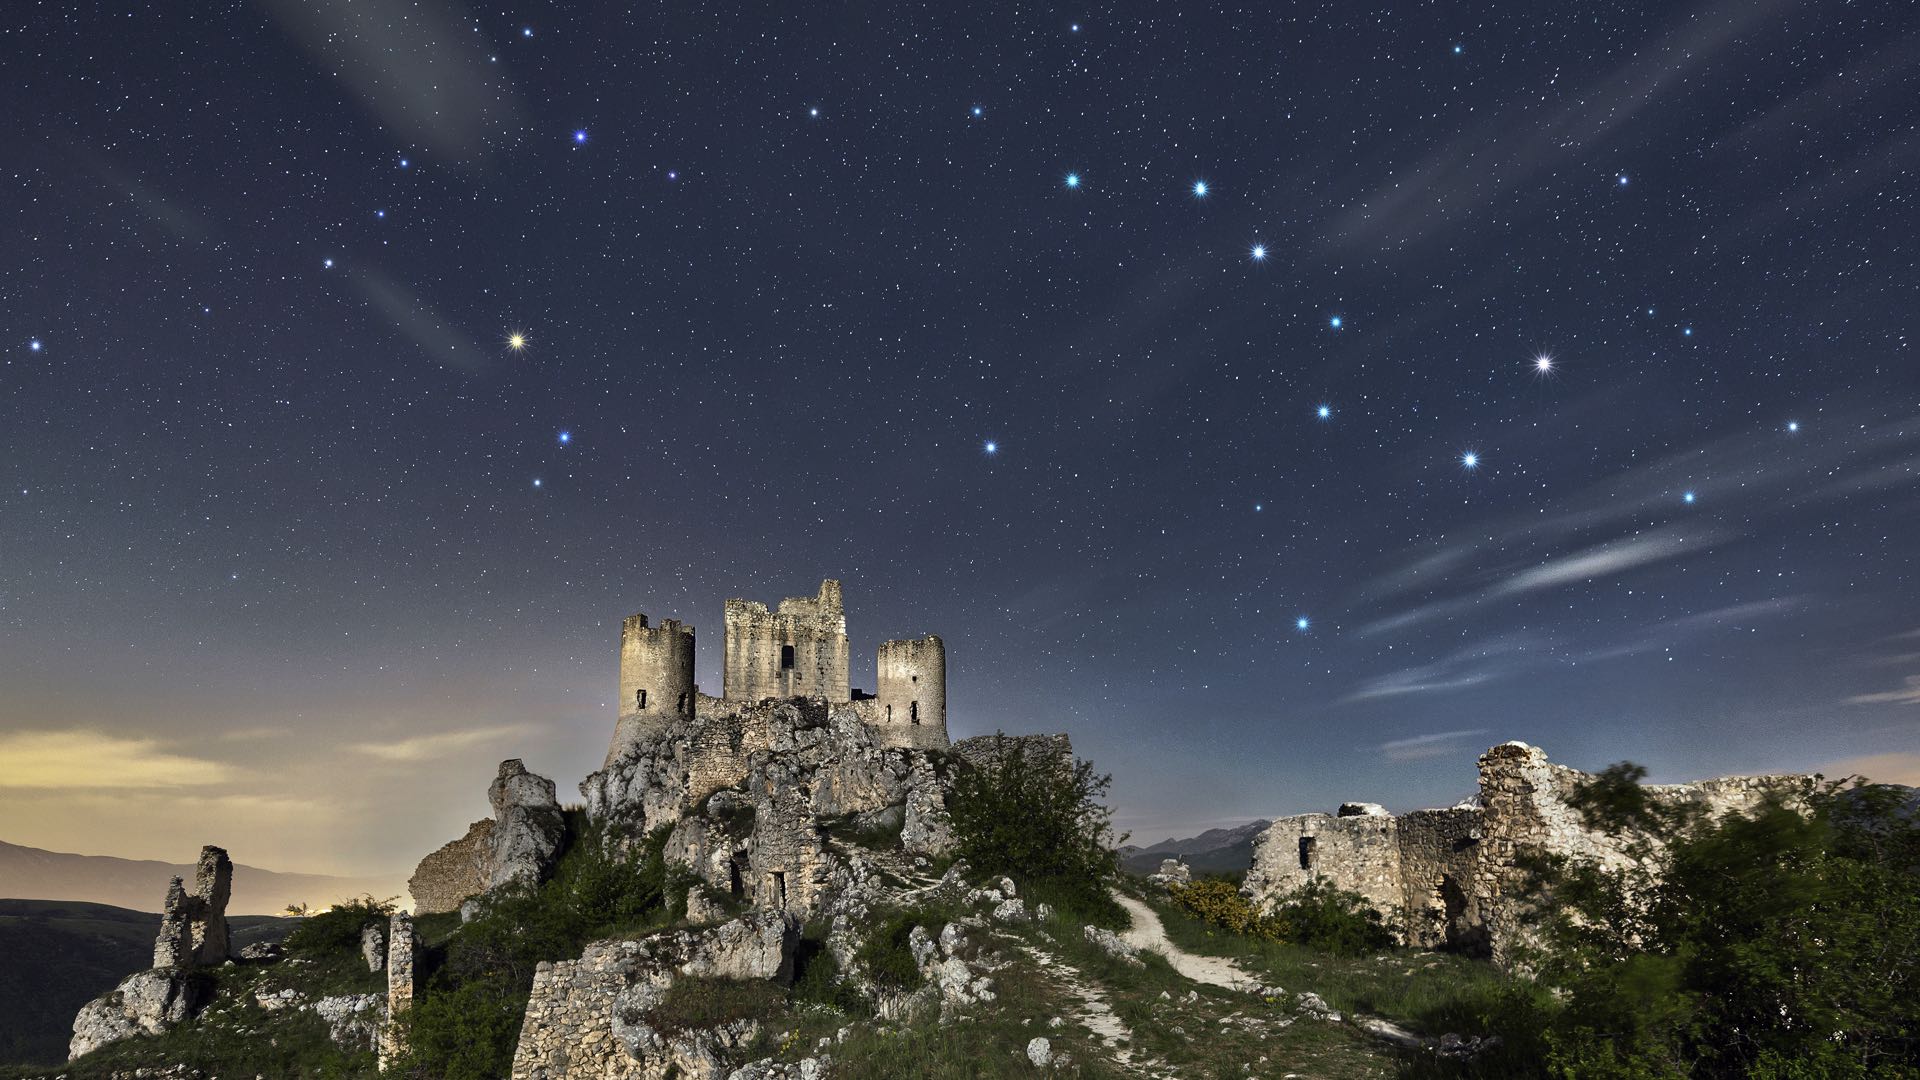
1118,819,1271,877
0,899,292,1066
0,840,405,915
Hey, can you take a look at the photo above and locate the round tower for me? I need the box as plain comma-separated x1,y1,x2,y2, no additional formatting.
874,635,947,749
610,613,696,764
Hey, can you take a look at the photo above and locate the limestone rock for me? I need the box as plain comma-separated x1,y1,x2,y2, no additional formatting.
361,923,386,972
311,993,383,1052
1026,1036,1053,1067
992,897,1029,923
69,968,205,1060
1149,858,1191,888
1338,802,1391,818
1083,925,1145,967
488,758,567,891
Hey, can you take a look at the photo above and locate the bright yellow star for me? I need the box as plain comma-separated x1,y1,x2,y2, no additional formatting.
506,331,528,352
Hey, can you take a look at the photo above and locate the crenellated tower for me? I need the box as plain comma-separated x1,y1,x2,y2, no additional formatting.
721,579,850,702
611,613,696,763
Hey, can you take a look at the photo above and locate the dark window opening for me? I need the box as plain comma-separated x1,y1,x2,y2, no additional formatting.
780,644,796,670
1298,836,1317,871
911,674,918,684
772,871,788,908
910,701,920,724
885,704,893,721
637,688,647,710
729,859,744,899
676,691,688,715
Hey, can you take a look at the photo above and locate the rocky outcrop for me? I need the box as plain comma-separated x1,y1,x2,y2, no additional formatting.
588,699,965,922
69,968,206,1059
408,818,494,914
71,846,233,1060
511,912,795,1079
1243,741,1810,962
489,759,568,891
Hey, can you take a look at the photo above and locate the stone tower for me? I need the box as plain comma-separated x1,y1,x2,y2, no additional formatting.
874,635,947,749
611,613,696,763
722,579,850,702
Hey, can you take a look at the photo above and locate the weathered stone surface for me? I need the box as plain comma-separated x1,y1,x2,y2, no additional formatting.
380,912,415,1070
489,759,568,892
408,818,494,914
511,912,795,1079
70,969,205,1059
361,923,386,972
1148,858,1191,888
1027,1036,1053,1067
1244,741,1810,963
311,993,383,1052
1083,925,1144,967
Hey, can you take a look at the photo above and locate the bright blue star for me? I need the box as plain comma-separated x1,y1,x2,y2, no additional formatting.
521,26,533,38
398,157,410,169
1617,174,1629,186
1250,244,1266,261
532,478,543,489
971,106,983,117
1070,23,1081,32
984,440,998,455
28,339,43,352
1462,452,1479,470
1296,616,1311,632
323,258,334,269
667,170,678,181
1329,315,1343,329
1452,43,1463,54
558,430,572,446
1254,503,1263,512
1787,420,1800,434
1317,404,1331,420
808,107,819,118
1192,180,1209,198
1064,173,1081,189
375,209,386,219
573,129,589,144
1683,491,1696,504
1683,327,1693,336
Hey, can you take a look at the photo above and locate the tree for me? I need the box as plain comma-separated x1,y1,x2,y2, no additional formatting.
943,733,1124,919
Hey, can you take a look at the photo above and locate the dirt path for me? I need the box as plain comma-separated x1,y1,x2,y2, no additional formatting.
1112,892,1264,993
1017,940,1177,1079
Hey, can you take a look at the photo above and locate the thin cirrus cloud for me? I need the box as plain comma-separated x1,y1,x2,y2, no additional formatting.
0,731,238,789
1346,637,1540,702
1845,676,1920,707
1379,729,1491,763
347,724,534,763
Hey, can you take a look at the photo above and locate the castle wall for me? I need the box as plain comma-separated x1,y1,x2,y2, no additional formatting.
612,614,696,764
1243,742,1810,964
721,580,849,703
873,636,948,749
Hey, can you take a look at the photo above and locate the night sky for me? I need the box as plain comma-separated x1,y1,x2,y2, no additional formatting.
4,0,1918,877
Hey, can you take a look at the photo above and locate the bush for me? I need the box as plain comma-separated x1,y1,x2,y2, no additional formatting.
1167,878,1291,941
1267,878,1394,956
944,733,1124,921
281,895,397,958
1514,767,1920,1078
855,910,929,991
644,977,786,1034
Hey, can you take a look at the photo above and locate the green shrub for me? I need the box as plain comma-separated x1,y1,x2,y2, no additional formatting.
1267,878,1394,956
1167,877,1291,941
281,895,397,958
644,977,786,1034
1512,768,1920,1078
855,910,928,991
945,732,1124,922
392,978,527,1080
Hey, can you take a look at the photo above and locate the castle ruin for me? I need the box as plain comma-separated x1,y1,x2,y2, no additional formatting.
606,578,948,763
1241,741,1805,964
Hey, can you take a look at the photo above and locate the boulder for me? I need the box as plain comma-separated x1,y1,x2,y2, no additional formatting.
487,759,567,891
69,969,206,1060
361,923,386,972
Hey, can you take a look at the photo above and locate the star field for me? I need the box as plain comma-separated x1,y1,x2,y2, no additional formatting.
1,0,1918,867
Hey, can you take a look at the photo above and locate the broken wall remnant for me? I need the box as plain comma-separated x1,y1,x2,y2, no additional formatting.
380,912,415,1071
722,579,851,703
1243,741,1808,963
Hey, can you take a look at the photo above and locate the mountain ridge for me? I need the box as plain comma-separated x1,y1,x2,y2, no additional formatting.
0,840,406,915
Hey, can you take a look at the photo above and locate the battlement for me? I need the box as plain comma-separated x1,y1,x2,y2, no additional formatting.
722,579,851,702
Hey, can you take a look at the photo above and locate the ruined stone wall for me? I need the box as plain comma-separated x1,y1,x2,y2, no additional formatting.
380,913,414,1070
1243,811,1404,924
873,635,948,749
950,732,1073,771
408,818,494,915
1394,807,1484,949
512,940,644,1079
721,580,849,703
612,613,697,764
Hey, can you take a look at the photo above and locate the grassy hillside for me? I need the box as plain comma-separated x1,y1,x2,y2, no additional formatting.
0,900,291,1067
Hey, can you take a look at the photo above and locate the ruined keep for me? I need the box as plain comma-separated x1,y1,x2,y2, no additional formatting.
616,578,950,757
153,846,233,968
1241,741,1806,964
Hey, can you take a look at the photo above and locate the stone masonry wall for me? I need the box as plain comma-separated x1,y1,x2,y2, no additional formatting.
408,818,494,914
721,580,850,703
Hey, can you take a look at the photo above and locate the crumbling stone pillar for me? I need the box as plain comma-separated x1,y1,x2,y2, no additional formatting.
379,912,415,1070
152,878,195,968
190,846,232,965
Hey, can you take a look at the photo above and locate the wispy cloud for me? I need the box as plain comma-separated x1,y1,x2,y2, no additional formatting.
1379,730,1490,763
0,731,238,789
347,725,532,763
1577,598,1804,663
1347,637,1539,702
1846,676,1920,707
351,269,491,371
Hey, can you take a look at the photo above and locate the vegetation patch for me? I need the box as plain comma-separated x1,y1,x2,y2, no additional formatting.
643,977,787,1035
